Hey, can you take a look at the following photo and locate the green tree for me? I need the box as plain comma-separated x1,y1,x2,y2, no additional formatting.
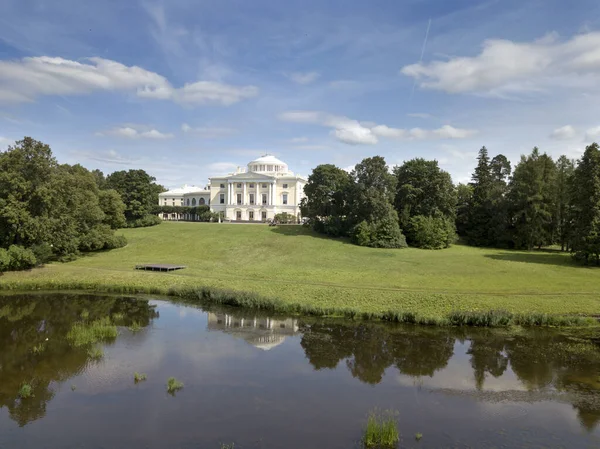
99,189,127,229
301,164,352,236
465,147,511,246
555,156,575,251
570,143,600,264
508,148,557,250
455,183,473,237
105,169,164,224
348,156,406,248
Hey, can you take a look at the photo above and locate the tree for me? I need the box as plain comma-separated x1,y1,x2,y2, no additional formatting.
105,169,164,224
393,158,457,229
348,156,406,248
570,143,600,264
555,156,575,251
393,158,457,248
301,164,352,236
465,147,511,246
99,189,127,229
455,183,473,237
508,148,557,250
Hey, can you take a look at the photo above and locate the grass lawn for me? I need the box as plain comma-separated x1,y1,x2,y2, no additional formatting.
1,222,599,323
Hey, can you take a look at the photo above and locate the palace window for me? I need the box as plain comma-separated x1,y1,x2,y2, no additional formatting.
283,183,288,189
191,198,196,206
249,183,254,188
219,194,225,204
262,183,267,188
237,183,242,188
163,200,167,205
237,193,242,205
199,198,205,205
249,193,255,205
262,194,267,205
262,211,267,221
249,211,254,221
282,194,288,205
220,183,225,188
186,199,190,206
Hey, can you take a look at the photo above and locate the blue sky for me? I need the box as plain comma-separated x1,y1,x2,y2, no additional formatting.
1,0,600,188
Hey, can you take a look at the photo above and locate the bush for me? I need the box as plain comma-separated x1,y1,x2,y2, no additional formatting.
6,245,37,271
30,242,54,264
274,212,296,224
407,215,457,249
352,217,407,249
124,215,162,228
105,234,128,249
0,248,10,272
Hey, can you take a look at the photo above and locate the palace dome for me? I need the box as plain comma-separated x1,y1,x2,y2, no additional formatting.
247,154,288,174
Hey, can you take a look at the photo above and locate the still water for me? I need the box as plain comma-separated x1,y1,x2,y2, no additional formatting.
1,293,599,449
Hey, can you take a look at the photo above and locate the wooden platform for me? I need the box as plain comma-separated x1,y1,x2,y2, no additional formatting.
135,264,186,272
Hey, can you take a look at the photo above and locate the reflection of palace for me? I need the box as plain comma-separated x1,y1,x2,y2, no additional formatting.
207,313,298,351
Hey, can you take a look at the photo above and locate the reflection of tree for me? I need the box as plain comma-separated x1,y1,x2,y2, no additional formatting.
300,321,454,384
467,332,509,390
0,293,157,427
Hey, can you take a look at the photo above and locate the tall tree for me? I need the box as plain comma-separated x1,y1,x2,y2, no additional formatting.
555,156,575,251
348,156,406,248
455,183,473,237
99,189,127,229
393,158,457,228
570,142,600,264
508,148,557,250
465,147,511,246
105,170,164,223
301,164,352,236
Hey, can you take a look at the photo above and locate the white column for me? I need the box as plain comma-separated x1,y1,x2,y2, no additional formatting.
272,181,277,206
243,182,247,205
256,182,259,206
268,183,272,206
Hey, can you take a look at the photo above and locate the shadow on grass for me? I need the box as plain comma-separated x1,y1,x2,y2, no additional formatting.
484,251,590,267
269,225,354,245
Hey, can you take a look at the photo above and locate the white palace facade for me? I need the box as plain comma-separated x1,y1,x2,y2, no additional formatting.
159,155,307,222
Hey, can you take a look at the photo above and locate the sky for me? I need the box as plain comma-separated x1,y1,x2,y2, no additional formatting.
1,0,600,188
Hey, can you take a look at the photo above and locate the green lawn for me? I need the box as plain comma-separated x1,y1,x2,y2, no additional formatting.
1,222,599,322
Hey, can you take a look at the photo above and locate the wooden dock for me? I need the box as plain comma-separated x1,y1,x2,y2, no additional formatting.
135,264,186,272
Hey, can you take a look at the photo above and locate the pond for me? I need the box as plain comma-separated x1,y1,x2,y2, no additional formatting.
1,293,599,449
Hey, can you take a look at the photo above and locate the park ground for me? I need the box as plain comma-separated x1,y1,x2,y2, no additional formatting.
1,222,599,322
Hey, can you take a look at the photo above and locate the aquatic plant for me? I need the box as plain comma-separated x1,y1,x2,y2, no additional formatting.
19,383,33,399
415,432,423,441
166,377,184,394
67,317,117,347
128,321,142,332
134,372,147,383
32,343,45,354
87,346,104,360
220,444,235,449
80,310,90,319
71,385,77,391
111,312,124,321
363,409,399,448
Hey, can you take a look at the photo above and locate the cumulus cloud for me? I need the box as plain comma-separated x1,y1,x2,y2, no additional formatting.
286,71,320,85
585,126,600,141
181,123,237,138
0,56,258,106
550,125,576,140
401,31,600,96
97,126,173,139
279,110,476,145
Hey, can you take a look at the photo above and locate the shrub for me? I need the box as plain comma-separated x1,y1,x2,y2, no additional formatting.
124,215,162,228
30,242,54,264
0,248,9,272
352,217,407,249
7,245,37,271
274,212,296,224
104,234,127,250
407,215,457,249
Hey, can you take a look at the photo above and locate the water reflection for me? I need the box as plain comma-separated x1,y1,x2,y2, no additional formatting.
0,293,158,427
207,312,298,351
0,294,599,448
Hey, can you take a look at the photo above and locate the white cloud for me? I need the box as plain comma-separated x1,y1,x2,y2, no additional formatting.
585,126,600,141
286,71,320,85
0,56,258,106
181,123,237,138
0,136,10,147
98,126,173,140
207,162,239,173
279,110,475,145
550,125,576,140
401,31,600,96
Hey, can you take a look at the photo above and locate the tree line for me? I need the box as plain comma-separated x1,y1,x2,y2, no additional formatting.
0,138,164,271
301,142,600,264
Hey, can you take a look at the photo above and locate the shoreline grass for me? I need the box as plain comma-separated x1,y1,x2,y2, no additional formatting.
363,409,399,448
1,223,599,328
67,317,118,346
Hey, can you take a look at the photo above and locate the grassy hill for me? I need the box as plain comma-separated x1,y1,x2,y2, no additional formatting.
1,222,599,324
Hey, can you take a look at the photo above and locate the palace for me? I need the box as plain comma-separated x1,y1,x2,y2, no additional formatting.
158,154,307,222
